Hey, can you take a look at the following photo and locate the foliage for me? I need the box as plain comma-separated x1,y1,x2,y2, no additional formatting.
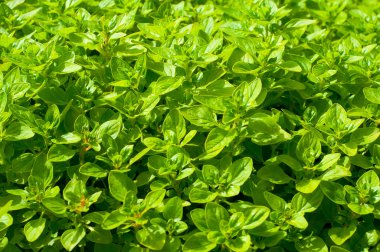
0,0,380,251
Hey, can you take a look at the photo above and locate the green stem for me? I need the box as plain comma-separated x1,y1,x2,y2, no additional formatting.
79,146,85,166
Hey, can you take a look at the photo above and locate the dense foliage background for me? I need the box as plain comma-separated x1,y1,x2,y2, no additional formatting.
1,0,380,251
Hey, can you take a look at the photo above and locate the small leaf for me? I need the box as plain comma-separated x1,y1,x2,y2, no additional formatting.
102,210,128,230
86,226,112,244
200,128,237,160
48,144,76,162
225,157,254,186
328,221,357,245
320,181,346,205
181,106,217,128
95,115,122,139
248,113,291,146
143,189,166,210
42,197,67,215
61,227,86,251
279,61,302,72
286,19,317,28
136,224,166,250
3,122,34,141
150,76,184,95
291,190,324,213
242,206,270,229
79,163,107,178
205,202,229,231
38,87,69,105
350,128,380,145
264,192,286,211
295,236,328,252
258,164,293,184
108,171,136,202
183,232,216,252
363,87,380,104
0,214,13,232
296,179,321,193
189,188,217,203
190,209,208,232
314,153,341,171
356,170,379,191
163,197,183,220
233,78,262,110
24,218,46,242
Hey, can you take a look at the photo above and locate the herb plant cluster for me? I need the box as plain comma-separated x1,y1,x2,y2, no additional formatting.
1,0,380,251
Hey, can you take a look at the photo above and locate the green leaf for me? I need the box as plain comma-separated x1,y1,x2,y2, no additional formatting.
225,234,251,251
53,59,82,74
347,202,373,215
86,226,112,244
257,164,293,184
65,0,82,10
61,227,86,251
52,132,82,144
163,197,183,220
162,109,186,144
95,115,122,139
356,170,379,191
225,157,254,186
200,128,237,160
45,104,60,129
0,214,13,232
320,165,351,181
136,224,166,250
31,154,53,189
108,171,136,202
296,179,321,193
330,246,351,252
314,153,341,171
189,188,217,203
183,232,216,252
63,178,86,203
233,78,262,111
248,113,291,145
42,197,67,215
279,61,302,72
190,209,208,231
363,87,380,104
286,19,317,28
321,103,347,133
3,122,34,141
102,210,128,230
79,163,107,178
143,189,166,210
291,190,324,213
295,236,328,252
9,104,43,135
205,202,229,231
150,76,184,95
320,181,346,205
38,87,69,105
288,213,308,229
264,192,286,211
328,221,357,245
242,206,270,229
48,144,76,162
274,78,305,90
24,218,46,242
202,164,220,185
296,132,321,166
181,106,217,128
350,128,380,145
